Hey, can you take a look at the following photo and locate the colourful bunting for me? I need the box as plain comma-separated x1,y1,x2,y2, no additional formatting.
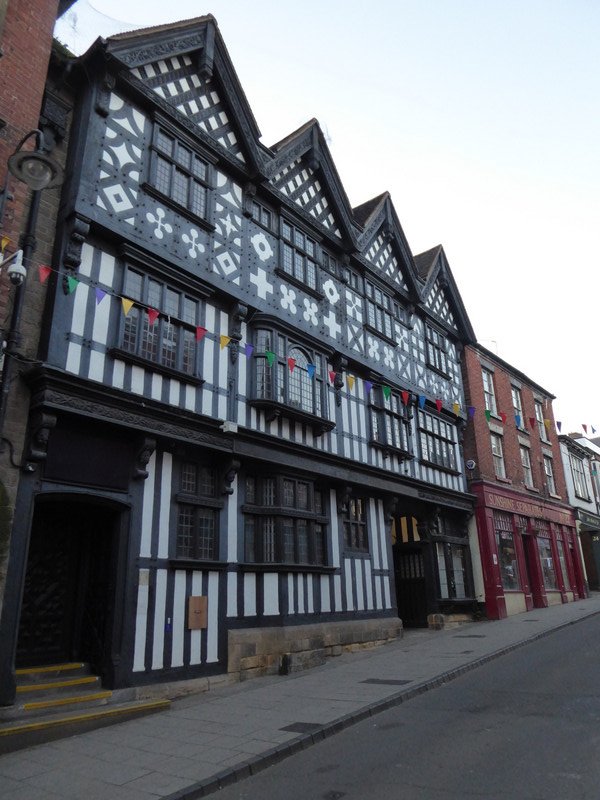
453,402,460,416
38,265,51,284
529,417,536,431
347,375,355,392
515,414,521,428
95,288,106,304
307,363,316,379
147,308,159,326
287,357,296,373
468,406,475,419
245,344,254,358
543,418,551,429
365,381,373,395
220,335,231,350
196,326,207,342
435,399,443,412
265,350,276,367
556,421,562,432
66,275,79,295
121,297,134,316
382,385,391,400
419,395,426,409
485,409,492,422
593,426,597,434
328,370,337,384
583,424,588,433
1,236,10,253
401,390,410,406
499,411,507,424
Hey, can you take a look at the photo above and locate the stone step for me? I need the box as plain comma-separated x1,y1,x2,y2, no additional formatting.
0,698,171,754
15,662,90,683
16,674,102,699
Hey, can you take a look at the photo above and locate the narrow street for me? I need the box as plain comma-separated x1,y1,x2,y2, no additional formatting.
215,614,600,800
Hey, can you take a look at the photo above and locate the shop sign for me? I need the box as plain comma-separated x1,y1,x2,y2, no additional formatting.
578,510,600,529
484,491,572,524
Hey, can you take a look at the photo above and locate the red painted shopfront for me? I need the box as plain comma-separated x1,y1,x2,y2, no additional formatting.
472,482,586,620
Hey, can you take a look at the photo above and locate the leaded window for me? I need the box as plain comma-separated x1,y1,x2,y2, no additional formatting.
121,268,199,375
370,388,411,455
365,281,401,340
426,325,448,376
244,474,327,565
418,410,457,471
150,126,209,219
251,200,273,230
436,542,468,599
281,220,317,290
175,462,221,560
342,496,369,553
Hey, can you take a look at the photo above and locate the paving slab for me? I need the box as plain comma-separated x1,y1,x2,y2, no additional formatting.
1,593,599,800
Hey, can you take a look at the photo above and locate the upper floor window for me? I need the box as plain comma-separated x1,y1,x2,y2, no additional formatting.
150,126,209,219
175,461,222,561
281,220,317,290
490,432,506,479
511,386,524,428
342,266,362,292
543,455,556,494
321,251,338,277
250,200,273,230
121,268,199,376
418,410,457,471
370,388,411,456
243,474,327,565
535,400,550,442
253,328,325,418
520,445,534,488
570,454,589,499
342,496,369,553
426,325,449,376
365,281,401,341
482,368,497,415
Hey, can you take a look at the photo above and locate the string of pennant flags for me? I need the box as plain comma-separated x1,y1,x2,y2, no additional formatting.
1,239,597,436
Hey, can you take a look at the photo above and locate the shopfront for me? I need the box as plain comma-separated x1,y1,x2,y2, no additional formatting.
471,483,586,619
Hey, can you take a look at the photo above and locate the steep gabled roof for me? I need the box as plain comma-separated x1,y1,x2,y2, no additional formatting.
413,245,442,282
416,245,476,342
352,192,388,228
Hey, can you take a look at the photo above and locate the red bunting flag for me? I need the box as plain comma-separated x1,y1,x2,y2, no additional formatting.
328,370,337,384
529,417,536,430
195,326,207,342
435,399,443,412
401,390,410,406
38,265,52,284
499,411,507,424
287,357,296,373
147,308,159,325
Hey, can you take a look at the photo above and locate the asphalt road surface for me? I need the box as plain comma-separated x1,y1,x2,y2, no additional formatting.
213,614,600,799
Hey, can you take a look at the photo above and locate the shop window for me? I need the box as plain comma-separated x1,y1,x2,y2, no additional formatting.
342,496,369,553
418,410,457,471
175,462,222,560
536,534,557,590
494,511,520,590
436,542,468,599
365,280,402,342
556,538,571,589
150,125,210,220
243,474,327,565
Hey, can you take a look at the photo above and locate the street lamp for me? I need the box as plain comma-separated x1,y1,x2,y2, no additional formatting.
0,129,64,453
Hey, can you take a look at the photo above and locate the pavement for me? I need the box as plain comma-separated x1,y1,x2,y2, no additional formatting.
2,594,600,800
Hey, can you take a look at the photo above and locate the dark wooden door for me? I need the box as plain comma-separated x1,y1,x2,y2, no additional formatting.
393,546,428,627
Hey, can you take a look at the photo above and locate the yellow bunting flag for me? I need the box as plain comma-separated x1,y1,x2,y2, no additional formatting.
121,297,134,316
347,375,355,392
453,402,460,416
1,236,9,254
220,335,231,350
544,418,551,429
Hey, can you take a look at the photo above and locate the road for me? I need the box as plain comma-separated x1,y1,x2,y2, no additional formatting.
213,614,600,799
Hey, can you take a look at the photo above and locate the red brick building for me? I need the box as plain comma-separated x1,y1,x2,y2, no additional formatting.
462,344,586,619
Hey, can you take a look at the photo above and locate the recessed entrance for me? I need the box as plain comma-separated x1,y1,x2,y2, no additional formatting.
16,499,120,679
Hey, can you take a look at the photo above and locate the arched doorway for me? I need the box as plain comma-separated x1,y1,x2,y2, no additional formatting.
16,496,125,681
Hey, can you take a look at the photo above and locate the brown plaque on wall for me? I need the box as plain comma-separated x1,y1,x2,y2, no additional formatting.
188,596,208,630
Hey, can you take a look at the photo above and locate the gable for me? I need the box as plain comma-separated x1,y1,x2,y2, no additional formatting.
130,54,246,163
363,230,409,292
270,154,343,238
424,278,458,331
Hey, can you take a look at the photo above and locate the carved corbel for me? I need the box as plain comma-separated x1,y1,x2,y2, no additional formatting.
62,213,91,293
24,411,57,466
242,182,257,218
383,496,399,521
95,71,116,117
221,459,240,495
229,302,248,364
133,437,156,479
197,24,215,80
337,485,353,514
332,354,347,407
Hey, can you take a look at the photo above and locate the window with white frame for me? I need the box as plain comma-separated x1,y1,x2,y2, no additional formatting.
543,455,556,494
280,220,318,290
426,325,449,376
418,410,457,471
535,400,550,442
482,368,497,415
511,386,525,429
150,126,210,219
370,388,412,455
490,432,506,479
243,474,327,565
175,462,222,560
570,454,589,499
120,268,200,376
436,542,468,599
520,445,534,488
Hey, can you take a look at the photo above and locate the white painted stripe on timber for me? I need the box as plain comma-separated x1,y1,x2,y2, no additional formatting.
90,277,111,346
168,379,180,406
287,574,295,614
227,571,237,617
151,374,163,401
320,575,331,613
375,575,383,610
350,398,360,461
355,559,365,610
305,427,314,448
184,385,196,412
250,406,258,430
140,451,156,558
78,242,93,276
333,574,342,611
207,571,219,662
190,572,203,665
112,359,125,389
359,402,368,463
344,559,354,610
88,351,105,383
157,452,172,559
281,419,290,441
151,569,167,670
202,306,215,406
237,326,247,425
226,479,238,562
243,573,256,616
98,249,115,286
383,574,392,609
329,488,340,568
171,570,186,667
295,421,302,442
263,573,279,615
307,575,314,613
65,343,82,375
377,499,389,571
341,398,351,459
132,574,149,671
217,392,227,421
70,281,88,337
131,365,144,395
218,310,229,393
370,497,381,570
297,573,305,613
364,560,374,610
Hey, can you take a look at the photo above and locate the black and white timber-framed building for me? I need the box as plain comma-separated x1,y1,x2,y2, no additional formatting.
0,16,478,702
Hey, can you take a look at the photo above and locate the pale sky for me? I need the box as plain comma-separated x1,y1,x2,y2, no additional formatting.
55,0,600,434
